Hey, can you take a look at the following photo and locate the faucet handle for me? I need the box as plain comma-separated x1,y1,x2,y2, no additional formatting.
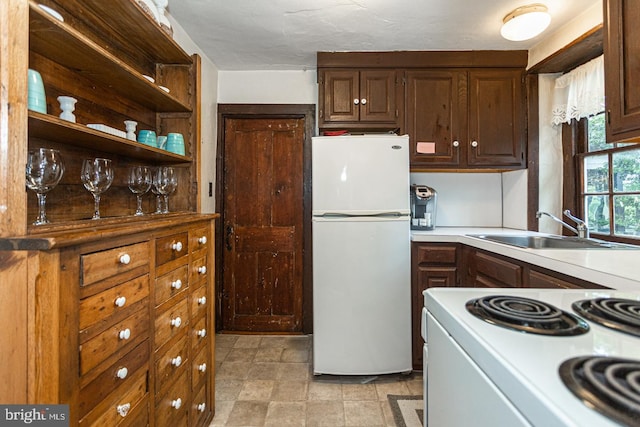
563,210,585,225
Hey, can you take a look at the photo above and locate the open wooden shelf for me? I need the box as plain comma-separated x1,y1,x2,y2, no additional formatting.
29,111,192,163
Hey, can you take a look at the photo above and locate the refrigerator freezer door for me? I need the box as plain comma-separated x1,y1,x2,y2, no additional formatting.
312,135,410,215
312,215,412,375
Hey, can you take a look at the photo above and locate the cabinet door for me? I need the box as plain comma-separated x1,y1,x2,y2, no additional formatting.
321,69,360,123
359,69,398,122
604,0,640,142
406,70,465,167
467,70,525,167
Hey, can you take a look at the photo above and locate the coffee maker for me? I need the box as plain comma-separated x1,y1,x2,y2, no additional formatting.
410,185,437,230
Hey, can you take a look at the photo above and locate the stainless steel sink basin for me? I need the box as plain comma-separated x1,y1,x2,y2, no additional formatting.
468,234,639,250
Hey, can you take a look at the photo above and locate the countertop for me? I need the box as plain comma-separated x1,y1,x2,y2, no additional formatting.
411,227,640,292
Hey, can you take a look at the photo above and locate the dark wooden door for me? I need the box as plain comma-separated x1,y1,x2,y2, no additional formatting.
321,69,360,123
222,117,304,332
467,70,525,167
359,69,398,122
406,70,465,167
604,0,640,142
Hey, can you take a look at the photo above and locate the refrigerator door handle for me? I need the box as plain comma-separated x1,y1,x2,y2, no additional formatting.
316,212,407,218
225,225,234,251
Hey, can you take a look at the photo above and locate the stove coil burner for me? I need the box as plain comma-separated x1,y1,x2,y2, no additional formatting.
466,295,589,336
573,298,640,337
560,356,640,427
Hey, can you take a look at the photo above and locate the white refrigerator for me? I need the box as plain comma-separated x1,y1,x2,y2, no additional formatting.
312,134,412,375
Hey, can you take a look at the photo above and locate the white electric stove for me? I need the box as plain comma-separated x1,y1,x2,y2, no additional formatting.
422,288,640,427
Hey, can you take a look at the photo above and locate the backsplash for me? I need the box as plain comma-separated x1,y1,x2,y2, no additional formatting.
410,171,528,228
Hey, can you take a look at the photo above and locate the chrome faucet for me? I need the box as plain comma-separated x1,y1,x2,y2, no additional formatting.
536,210,590,239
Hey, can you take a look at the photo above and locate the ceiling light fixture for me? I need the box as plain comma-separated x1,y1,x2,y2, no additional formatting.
500,3,551,41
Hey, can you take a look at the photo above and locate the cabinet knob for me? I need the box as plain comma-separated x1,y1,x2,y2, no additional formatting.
453,140,459,147
119,328,131,340
198,363,207,373
197,402,206,412
171,355,182,367
196,328,207,338
471,140,478,148
116,367,128,379
114,296,127,307
353,98,359,105
197,266,207,275
171,279,182,290
172,241,183,252
116,403,131,418
198,236,207,244
360,98,367,105
119,253,131,265
197,296,207,305
171,317,182,328
171,398,182,410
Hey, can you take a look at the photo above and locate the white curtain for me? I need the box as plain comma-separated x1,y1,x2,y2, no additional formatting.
551,55,604,125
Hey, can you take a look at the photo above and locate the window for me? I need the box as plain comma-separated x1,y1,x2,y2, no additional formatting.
579,113,640,239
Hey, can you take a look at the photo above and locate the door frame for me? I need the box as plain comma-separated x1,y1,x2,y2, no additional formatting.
215,104,315,333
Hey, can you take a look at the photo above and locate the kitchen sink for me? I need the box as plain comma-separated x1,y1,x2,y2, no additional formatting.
468,234,639,250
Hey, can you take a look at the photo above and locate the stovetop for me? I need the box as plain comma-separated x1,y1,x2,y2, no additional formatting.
425,288,640,427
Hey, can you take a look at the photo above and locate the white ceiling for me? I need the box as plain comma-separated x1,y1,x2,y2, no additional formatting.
167,0,601,71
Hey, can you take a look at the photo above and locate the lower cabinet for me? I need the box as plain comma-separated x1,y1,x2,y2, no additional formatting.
411,242,459,370
24,216,216,426
412,242,609,369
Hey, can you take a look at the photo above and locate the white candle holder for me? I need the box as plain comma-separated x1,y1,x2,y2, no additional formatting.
57,96,77,122
124,120,138,141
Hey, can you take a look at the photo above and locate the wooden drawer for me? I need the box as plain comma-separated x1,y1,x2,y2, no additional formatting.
190,253,208,284
191,315,208,351
191,343,209,391
155,370,190,427
190,382,209,427
78,341,149,418
156,232,189,266
190,284,208,320
79,274,149,331
155,297,189,349
79,367,148,427
81,242,150,286
80,308,149,376
414,244,457,265
189,226,210,254
155,265,189,308
476,251,522,288
155,333,189,395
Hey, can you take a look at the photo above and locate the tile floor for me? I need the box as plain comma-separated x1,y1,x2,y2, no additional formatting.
210,334,423,427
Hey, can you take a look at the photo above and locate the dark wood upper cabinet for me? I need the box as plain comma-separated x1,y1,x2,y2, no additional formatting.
407,69,525,169
604,0,640,143
319,68,400,129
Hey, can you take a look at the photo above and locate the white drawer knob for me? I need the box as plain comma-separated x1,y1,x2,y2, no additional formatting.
116,367,128,379
116,403,131,417
197,266,207,275
471,140,478,148
198,236,207,244
170,317,182,328
172,241,183,252
119,328,131,340
171,279,182,290
453,140,459,147
197,402,206,412
114,296,127,307
353,98,359,105
360,98,367,105
197,296,207,305
196,328,207,338
198,363,207,373
119,253,131,265
171,398,182,409
171,355,182,367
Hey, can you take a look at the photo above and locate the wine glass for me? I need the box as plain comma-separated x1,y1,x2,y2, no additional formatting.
25,148,65,225
153,167,176,214
128,166,151,216
150,168,164,214
161,167,177,213
81,158,114,220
